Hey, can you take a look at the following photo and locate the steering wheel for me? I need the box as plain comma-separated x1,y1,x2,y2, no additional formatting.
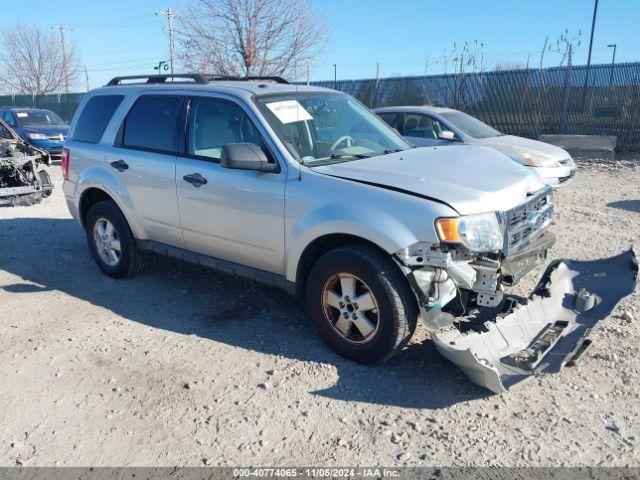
330,135,355,151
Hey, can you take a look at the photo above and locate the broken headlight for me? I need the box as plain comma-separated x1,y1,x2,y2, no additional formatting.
435,212,502,252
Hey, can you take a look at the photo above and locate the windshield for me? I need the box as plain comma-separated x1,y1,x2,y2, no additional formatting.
255,92,410,165
15,109,65,127
440,111,501,139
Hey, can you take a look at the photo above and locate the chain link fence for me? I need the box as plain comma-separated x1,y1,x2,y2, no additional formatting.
0,92,84,123
0,61,638,152
312,62,640,153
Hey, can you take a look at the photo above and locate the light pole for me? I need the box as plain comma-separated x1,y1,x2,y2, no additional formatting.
333,64,337,89
607,44,617,85
155,60,169,73
581,0,599,108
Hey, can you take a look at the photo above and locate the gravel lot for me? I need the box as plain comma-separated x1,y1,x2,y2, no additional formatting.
1,161,639,467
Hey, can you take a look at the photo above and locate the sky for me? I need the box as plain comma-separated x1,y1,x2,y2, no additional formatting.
2,0,639,90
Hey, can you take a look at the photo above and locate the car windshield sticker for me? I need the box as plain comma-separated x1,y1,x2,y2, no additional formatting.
16,112,28,118
266,100,312,124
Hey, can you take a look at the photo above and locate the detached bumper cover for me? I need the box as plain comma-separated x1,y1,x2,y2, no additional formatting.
433,249,638,393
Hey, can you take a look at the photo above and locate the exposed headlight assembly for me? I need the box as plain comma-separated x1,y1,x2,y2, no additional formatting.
435,212,503,252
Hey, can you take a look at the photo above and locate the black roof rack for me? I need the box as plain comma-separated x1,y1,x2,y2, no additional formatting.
106,74,209,86
106,73,289,87
205,75,289,84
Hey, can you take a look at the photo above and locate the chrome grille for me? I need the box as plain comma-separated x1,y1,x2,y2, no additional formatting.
502,187,554,255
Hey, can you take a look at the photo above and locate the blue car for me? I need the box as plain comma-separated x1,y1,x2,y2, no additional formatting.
0,107,68,161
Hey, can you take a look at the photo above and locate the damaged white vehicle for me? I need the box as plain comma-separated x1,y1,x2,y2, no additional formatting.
0,118,52,207
64,76,636,393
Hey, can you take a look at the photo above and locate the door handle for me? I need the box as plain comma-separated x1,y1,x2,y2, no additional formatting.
183,172,208,187
110,160,129,172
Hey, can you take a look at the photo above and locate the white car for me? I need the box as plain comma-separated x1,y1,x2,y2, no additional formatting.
374,106,576,187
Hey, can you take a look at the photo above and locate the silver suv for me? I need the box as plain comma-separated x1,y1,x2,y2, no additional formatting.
63,74,636,393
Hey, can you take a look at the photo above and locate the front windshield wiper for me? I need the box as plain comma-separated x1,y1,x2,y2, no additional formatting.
328,153,371,159
383,148,405,154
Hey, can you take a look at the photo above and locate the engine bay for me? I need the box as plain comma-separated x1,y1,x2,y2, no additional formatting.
0,121,52,207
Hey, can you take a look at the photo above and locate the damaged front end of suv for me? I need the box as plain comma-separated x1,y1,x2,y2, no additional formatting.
0,118,53,207
396,187,638,393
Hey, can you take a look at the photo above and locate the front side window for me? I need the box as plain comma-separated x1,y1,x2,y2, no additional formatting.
14,109,65,126
122,95,181,153
440,111,501,139
255,93,409,165
187,98,270,161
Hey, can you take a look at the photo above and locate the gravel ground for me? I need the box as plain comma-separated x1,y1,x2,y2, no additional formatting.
1,161,639,467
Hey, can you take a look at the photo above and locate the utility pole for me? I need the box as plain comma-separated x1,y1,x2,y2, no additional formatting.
84,64,90,91
607,43,617,85
51,25,73,93
581,0,599,109
156,8,176,76
306,65,310,86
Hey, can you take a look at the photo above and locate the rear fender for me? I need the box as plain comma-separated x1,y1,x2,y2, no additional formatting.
77,165,146,239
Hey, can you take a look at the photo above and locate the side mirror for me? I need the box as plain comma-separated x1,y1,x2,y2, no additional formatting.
221,143,278,173
438,130,457,141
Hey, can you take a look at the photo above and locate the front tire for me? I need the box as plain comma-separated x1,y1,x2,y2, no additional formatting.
306,245,418,364
85,201,145,278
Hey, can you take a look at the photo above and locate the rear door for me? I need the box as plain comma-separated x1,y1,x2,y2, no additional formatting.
107,93,184,248
175,95,285,274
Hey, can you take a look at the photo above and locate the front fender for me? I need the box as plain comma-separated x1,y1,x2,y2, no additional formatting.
285,201,426,282
76,165,147,239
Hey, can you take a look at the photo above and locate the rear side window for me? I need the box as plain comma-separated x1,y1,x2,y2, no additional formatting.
376,112,397,128
73,95,124,143
121,95,181,153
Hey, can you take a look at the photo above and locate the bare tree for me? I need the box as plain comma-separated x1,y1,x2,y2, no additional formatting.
176,0,327,79
0,23,81,95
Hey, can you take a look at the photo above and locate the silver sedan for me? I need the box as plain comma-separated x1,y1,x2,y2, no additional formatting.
374,105,576,187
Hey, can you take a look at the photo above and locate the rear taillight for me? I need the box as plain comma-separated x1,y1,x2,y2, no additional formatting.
61,148,70,180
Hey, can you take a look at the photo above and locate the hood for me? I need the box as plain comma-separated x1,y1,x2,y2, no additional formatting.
474,135,571,162
311,146,545,215
20,125,69,136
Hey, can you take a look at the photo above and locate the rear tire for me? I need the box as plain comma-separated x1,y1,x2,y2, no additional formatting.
85,201,145,278
306,244,418,364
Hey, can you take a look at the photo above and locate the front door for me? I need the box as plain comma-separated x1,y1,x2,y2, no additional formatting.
175,96,286,274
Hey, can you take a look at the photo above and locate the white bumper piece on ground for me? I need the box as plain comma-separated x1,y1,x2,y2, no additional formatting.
433,249,638,393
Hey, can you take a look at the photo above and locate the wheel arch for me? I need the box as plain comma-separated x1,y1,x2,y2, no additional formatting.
78,186,143,239
293,233,404,297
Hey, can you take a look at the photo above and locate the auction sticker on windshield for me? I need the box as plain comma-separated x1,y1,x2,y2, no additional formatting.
266,100,313,124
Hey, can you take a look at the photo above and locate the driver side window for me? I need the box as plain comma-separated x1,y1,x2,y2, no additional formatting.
188,98,272,162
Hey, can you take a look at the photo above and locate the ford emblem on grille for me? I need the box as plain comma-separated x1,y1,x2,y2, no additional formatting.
527,212,543,229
